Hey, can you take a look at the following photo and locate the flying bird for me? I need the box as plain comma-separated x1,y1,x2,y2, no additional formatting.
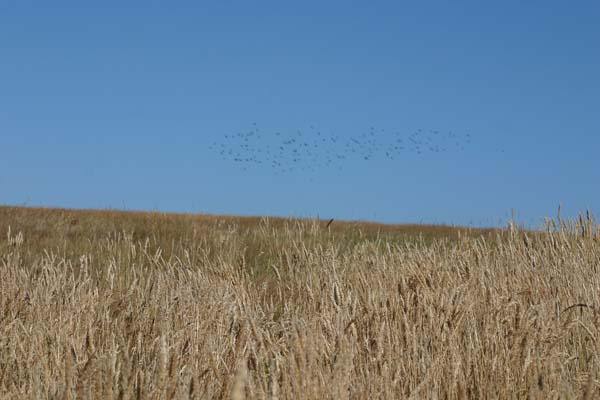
211,124,475,174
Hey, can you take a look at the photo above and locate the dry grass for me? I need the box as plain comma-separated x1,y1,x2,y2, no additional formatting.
1,206,600,398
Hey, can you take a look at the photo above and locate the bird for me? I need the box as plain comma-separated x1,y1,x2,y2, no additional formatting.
211,123,475,175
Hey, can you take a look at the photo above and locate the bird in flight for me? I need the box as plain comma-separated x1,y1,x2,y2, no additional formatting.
212,124,475,174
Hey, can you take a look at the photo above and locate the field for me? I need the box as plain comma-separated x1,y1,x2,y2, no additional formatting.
1,205,599,399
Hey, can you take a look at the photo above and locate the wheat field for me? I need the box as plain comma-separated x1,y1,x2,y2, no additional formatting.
1,206,599,399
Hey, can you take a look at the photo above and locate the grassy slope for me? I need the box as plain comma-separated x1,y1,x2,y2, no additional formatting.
0,206,499,277
1,206,599,398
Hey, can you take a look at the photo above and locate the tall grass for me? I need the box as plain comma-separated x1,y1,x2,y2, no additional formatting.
1,206,599,398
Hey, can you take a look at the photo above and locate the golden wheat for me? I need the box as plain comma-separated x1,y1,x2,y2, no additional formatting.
0,206,599,398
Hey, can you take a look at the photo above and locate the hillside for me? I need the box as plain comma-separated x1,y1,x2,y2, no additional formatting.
0,205,498,270
1,205,599,398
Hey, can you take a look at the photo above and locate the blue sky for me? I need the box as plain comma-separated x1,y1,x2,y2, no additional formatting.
1,1,598,226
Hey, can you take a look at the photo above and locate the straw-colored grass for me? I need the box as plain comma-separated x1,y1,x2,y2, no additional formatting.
1,206,599,398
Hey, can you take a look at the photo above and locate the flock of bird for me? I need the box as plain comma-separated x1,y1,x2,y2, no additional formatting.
209,124,474,174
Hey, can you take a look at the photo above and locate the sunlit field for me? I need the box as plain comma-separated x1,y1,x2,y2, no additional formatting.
1,206,599,399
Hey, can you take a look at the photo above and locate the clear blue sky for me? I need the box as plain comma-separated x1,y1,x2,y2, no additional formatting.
1,1,598,226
